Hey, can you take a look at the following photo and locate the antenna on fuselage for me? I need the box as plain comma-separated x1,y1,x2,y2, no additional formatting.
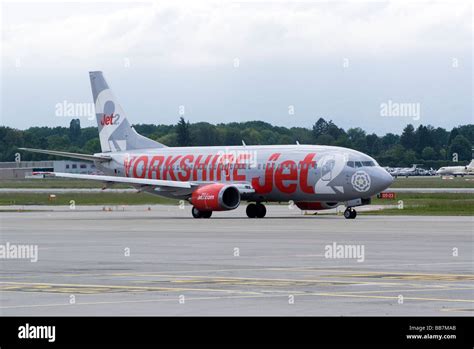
296,141,300,145
242,140,246,147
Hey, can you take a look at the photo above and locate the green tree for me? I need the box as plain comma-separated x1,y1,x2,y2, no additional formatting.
69,118,81,142
400,124,416,150
347,128,367,152
241,128,262,145
448,127,460,145
190,122,219,146
315,134,335,145
403,150,417,166
415,125,432,154
84,139,101,154
380,144,405,166
448,135,471,161
334,134,352,148
380,133,399,152
47,135,69,151
366,133,381,156
312,118,328,140
421,146,436,160
176,117,190,146
439,148,447,160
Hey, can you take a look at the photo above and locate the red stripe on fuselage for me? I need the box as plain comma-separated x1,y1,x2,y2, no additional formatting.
124,152,316,194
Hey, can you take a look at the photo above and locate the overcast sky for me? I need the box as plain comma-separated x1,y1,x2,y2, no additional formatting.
1,0,472,135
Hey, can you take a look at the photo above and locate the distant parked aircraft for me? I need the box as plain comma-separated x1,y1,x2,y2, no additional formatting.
436,160,474,177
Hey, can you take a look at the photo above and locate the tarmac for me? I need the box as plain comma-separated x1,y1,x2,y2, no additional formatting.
0,205,472,316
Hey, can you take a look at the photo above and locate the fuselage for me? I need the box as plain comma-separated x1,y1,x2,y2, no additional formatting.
436,165,474,176
95,144,394,202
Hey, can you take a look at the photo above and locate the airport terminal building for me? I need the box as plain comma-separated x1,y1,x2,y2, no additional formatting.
0,160,97,179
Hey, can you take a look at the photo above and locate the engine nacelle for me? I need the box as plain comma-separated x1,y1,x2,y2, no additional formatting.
295,202,339,211
191,184,241,211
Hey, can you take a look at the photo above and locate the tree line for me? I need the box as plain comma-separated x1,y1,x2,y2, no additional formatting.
0,117,472,168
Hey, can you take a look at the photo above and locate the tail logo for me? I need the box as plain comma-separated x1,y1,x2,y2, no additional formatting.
100,113,121,126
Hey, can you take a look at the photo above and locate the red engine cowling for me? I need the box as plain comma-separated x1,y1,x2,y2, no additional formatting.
295,202,339,210
191,184,241,211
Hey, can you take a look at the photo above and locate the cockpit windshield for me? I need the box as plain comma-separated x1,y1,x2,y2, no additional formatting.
346,160,377,168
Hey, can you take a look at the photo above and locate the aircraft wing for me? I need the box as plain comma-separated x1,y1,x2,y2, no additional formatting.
51,172,255,197
52,172,193,189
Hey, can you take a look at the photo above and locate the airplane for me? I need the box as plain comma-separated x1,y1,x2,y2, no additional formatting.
391,164,419,177
436,160,474,177
20,71,394,219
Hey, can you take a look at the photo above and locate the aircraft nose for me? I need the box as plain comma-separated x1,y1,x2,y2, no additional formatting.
372,167,393,192
379,167,394,189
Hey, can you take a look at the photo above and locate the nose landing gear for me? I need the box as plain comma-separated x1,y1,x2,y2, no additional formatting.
246,203,267,218
344,207,357,219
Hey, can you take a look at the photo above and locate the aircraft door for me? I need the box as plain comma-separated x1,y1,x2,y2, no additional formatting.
320,156,335,181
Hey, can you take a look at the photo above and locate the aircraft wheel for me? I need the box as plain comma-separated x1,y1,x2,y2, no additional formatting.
256,203,266,218
202,211,212,218
192,207,203,218
246,203,257,218
344,208,356,219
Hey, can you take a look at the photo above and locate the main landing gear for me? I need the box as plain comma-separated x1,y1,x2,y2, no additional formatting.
344,207,357,219
246,203,266,218
192,207,212,219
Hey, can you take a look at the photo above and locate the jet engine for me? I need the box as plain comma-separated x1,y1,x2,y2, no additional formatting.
190,183,241,211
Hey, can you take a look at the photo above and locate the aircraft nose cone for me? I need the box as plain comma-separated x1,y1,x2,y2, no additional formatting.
380,168,394,189
370,167,393,194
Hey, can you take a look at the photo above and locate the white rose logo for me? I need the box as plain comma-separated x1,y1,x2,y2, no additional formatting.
351,171,371,192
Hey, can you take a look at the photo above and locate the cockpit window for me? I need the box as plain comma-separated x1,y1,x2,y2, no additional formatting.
347,160,377,168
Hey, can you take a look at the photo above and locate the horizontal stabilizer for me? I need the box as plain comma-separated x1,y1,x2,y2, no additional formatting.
19,148,112,162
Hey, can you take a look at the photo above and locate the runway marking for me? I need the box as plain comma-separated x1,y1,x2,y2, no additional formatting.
0,281,261,295
1,289,473,311
117,273,474,289
440,308,474,312
328,287,474,295
0,263,470,282
268,262,474,271
326,272,474,282
113,273,405,287
2,270,470,289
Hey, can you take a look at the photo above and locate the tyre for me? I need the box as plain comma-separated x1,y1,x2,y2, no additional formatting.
344,209,352,219
246,203,257,218
202,211,212,218
192,207,202,218
256,203,266,218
